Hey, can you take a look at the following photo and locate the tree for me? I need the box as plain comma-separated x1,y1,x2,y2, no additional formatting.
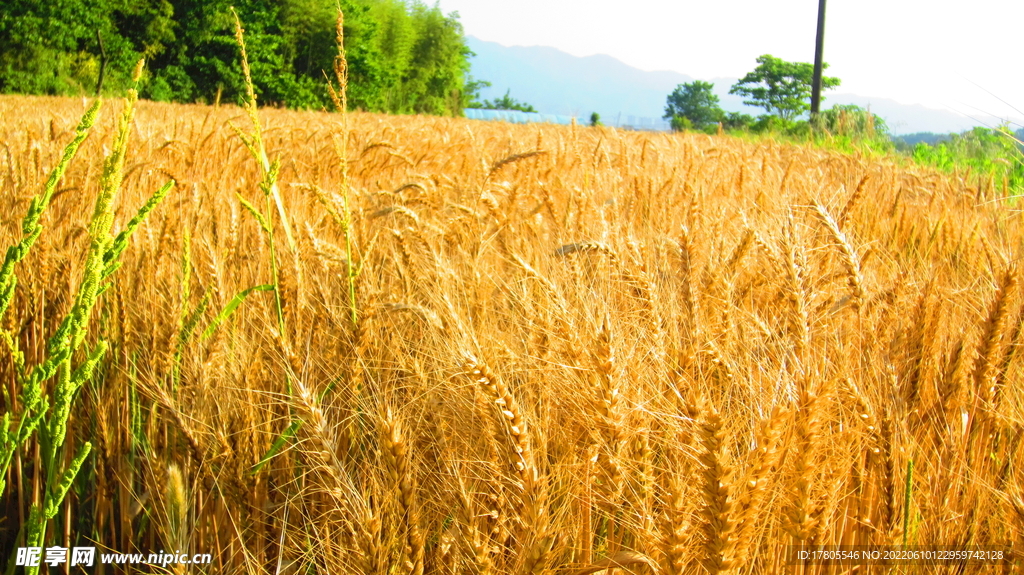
401,2,472,116
729,54,840,121
722,111,755,131
473,89,536,113
589,112,602,127
664,80,723,131
817,104,889,138
0,0,477,117
463,76,491,109
0,0,141,95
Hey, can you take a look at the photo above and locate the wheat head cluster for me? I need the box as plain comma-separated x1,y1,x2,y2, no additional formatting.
0,89,1023,574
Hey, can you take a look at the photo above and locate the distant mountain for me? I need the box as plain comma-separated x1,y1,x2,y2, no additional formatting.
465,36,689,130
465,36,1011,135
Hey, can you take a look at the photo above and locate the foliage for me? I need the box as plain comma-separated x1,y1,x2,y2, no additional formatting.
892,132,952,151
463,75,491,109
911,125,1024,197
0,0,475,116
396,2,473,115
670,115,693,132
662,58,844,138
815,104,889,137
811,104,894,155
469,88,537,113
589,112,601,127
0,0,144,95
664,80,724,131
722,111,756,131
729,54,840,121
751,114,806,135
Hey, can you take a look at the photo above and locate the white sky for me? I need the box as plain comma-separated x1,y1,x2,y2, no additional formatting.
434,0,1023,126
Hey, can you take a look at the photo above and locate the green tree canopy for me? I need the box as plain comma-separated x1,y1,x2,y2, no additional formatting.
729,54,840,121
817,104,889,137
0,0,477,116
469,89,536,113
663,80,723,131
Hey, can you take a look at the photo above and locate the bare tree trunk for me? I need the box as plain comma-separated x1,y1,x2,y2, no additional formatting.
96,30,108,97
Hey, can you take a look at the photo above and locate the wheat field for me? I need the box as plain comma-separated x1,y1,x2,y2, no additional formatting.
1,92,1022,574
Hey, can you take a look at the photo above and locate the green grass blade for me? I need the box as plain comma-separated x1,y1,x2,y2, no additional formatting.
202,284,274,341
903,458,914,547
250,420,301,475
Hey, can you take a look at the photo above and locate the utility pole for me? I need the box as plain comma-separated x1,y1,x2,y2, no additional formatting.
810,0,827,122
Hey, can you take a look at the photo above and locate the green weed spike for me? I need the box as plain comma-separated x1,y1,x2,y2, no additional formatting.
103,179,174,278
44,441,92,519
18,399,47,443
24,345,70,406
45,314,72,356
0,329,25,377
25,506,45,552
0,100,102,319
202,284,274,341
229,124,260,162
230,8,296,253
21,67,165,564
23,100,102,235
230,17,287,337
66,252,103,353
70,341,108,394
90,91,138,241
46,360,75,465
0,277,15,320
0,414,10,493
329,8,359,328
64,91,139,356
0,397,46,493
236,193,271,234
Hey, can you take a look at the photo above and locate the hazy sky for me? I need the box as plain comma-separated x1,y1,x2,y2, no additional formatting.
433,0,1023,125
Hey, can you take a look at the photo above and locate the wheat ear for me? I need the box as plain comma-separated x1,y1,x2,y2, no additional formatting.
813,202,866,311
783,389,823,543
972,265,1017,405
732,406,790,568
465,357,531,476
590,317,624,508
696,402,740,575
380,410,424,575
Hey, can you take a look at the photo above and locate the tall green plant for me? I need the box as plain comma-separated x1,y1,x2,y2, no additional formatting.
0,65,171,574
0,102,101,501
664,81,723,132
230,8,297,340
326,7,359,329
911,126,1024,197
